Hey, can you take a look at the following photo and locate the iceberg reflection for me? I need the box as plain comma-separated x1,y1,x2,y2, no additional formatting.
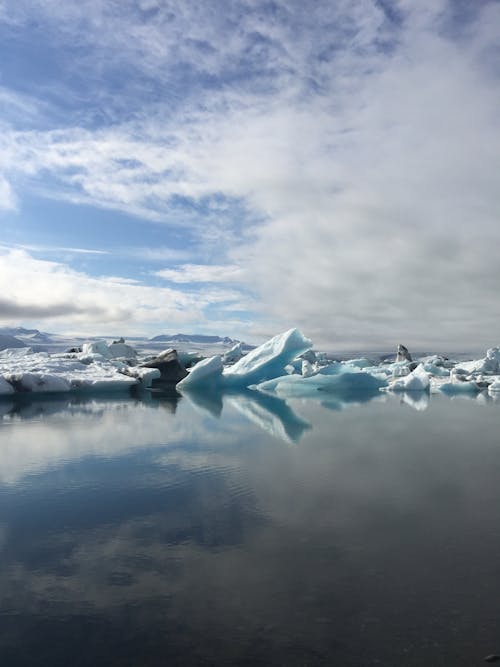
225,391,311,444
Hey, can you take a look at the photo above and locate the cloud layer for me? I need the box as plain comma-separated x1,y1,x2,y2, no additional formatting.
0,0,499,348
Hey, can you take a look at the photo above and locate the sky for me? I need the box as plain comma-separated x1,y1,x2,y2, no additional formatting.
0,0,499,350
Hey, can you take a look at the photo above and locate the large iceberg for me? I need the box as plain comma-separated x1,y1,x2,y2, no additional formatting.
178,329,312,391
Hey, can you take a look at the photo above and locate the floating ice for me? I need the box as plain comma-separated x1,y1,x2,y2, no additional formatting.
455,348,500,375
223,329,312,387
1,327,499,405
389,364,430,392
177,355,224,390
253,368,386,399
178,328,312,391
488,379,500,394
0,342,142,395
439,380,480,395
222,342,244,365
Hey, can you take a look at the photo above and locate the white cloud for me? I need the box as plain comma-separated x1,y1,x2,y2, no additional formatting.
155,264,244,283
0,248,251,336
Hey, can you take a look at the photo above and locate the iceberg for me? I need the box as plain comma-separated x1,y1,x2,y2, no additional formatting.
178,329,312,391
439,380,481,395
177,355,224,390
253,368,386,399
455,348,500,375
389,364,430,392
488,379,500,394
223,328,312,387
0,341,147,396
222,342,244,365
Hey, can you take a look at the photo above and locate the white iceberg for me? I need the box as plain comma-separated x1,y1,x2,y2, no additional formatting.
455,348,500,375
221,342,244,365
0,342,145,395
389,364,430,392
177,355,224,390
488,378,500,394
438,380,480,395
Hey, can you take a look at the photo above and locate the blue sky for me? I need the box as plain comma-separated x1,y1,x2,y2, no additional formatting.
0,0,499,349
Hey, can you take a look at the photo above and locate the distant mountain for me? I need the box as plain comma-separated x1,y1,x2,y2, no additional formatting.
150,333,237,345
0,334,27,351
0,326,43,337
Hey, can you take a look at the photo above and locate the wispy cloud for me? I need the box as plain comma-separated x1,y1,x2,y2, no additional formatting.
155,264,243,283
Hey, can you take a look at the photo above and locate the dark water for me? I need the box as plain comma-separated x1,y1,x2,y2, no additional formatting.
0,389,500,666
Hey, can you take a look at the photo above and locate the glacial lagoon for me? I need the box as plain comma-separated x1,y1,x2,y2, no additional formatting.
0,389,500,666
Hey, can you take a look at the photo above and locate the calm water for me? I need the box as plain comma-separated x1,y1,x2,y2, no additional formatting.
0,389,500,666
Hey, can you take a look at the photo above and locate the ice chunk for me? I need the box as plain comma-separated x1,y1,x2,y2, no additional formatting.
80,339,137,361
439,380,480,395
222,342,244,365
254,369,386,398
81,340,111,359
107,341,138,360
343,358,374,369
456,348,500,375
488,379,500,393
301,359,315,377
390,364,430,392
177,355,224,390
121,366,161,386
223,329,312,388
317,371,387,395
421,361,451,377
0,347,140,395
5,372,72,393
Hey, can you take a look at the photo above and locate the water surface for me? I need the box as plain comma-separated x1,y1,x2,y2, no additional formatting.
0,390,499,666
